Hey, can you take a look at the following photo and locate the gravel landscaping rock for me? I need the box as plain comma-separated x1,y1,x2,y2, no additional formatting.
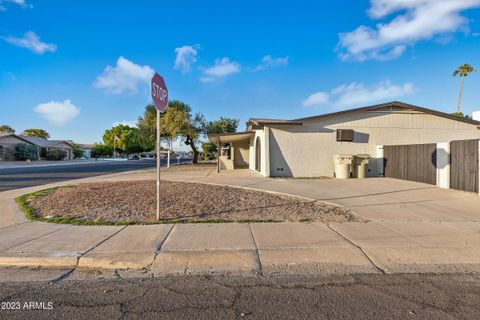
26,181,361,223
160,163,216,172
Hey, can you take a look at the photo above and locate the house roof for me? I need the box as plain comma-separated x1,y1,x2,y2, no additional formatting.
17,136,74,148
0,133,36,145
78,143,95,149
246,118,303,130
208,131,254,144
245,101,480,129
293,101,480,126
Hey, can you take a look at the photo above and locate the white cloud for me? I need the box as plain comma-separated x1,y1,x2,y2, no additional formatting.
0,0,33,11
254,55,289,71
2,31,56,54
338,0,480,61
200,57,240,82
34,100,80,126
303,80,415,108
94,57,154,94
0,71,15,81
302,92,330,107
112,120,137,128
174,45,198,74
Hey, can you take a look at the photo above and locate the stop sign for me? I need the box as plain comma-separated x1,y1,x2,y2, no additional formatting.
151,73,168,113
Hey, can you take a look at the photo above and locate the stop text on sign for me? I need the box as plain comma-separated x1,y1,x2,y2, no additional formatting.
152,82,167,102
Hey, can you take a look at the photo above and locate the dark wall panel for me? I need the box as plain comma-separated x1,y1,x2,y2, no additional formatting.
450,140,479,193
384,144,437,185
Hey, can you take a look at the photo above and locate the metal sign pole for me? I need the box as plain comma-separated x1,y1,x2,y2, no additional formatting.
167,139,170,168
156,110,161,221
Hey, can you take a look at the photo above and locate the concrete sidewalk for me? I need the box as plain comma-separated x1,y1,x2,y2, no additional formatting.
1,168,480,276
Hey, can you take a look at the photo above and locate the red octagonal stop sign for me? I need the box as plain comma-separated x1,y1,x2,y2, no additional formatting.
151,73,168,113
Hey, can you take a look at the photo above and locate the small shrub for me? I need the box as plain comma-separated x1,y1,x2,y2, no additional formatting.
14,143,38,161
46,149,67,161
91,144,113,158
1,147,15,160
73,147,84,159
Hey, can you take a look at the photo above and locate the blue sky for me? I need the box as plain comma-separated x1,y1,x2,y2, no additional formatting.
1,0,480,147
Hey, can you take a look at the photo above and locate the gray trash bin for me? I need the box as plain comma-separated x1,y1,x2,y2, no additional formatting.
333,154,353,179
353,154,371,179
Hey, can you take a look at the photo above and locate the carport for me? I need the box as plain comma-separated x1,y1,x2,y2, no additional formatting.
208,132,254,172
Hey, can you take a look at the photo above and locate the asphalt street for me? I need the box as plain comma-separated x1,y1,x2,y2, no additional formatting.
0,269,479,320
0,159,191,191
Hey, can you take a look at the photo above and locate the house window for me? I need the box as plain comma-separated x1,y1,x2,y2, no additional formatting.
336,129,355,142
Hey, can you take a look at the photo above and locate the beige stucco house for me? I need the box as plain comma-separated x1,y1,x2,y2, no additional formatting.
209,101,480,179
0,133,74,160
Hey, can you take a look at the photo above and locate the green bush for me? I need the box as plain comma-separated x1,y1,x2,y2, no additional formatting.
40,148,48,158
91,144,113,158
1,147,15,160
73,147,84,159
46,149,67,161
14,144,38,161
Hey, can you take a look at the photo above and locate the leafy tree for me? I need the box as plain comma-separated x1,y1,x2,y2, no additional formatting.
14,143,38,160
205,117,239,134
68,142,85,159
203,117,239,159
160,100,205,163
453,64,476,113
103,124,144,156
452,112,471,119
0,125,15,134
137,105,157,151
201,142,217,160
90,144,113,158
22,128,50,139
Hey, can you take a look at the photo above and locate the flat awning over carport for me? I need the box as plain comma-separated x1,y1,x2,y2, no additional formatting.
208,132,254,144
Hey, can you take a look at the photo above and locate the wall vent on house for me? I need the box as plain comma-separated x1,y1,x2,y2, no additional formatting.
336,129,355,142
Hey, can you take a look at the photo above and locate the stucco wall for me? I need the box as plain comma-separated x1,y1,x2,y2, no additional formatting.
0,135,30,146
248,129,269,176
233,142,249,168
269,110,480,177
0,136,35,160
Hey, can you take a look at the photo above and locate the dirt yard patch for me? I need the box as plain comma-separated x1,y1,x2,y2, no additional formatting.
24,180,361,224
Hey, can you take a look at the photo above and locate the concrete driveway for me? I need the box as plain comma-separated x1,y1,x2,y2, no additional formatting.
2,167,480,274
162,170,480,222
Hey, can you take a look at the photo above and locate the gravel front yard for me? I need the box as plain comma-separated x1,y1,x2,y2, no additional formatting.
26,180,361,223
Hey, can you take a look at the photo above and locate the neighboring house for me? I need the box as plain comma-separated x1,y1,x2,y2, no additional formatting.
0,133,74,160
0,133,36,160
208,101,480,181
78,143,95,158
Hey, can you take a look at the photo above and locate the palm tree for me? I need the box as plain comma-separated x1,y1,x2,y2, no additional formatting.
453,64,476,113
